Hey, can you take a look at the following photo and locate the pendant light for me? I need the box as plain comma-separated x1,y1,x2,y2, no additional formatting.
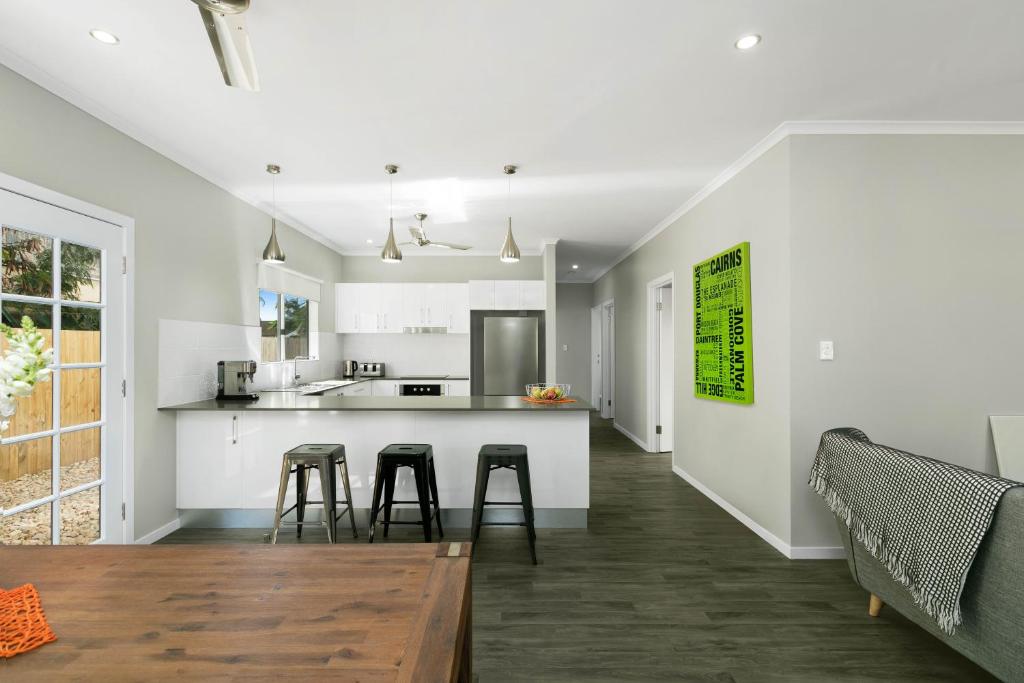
380,164,402,263
262,163,286,263
499,164,521,263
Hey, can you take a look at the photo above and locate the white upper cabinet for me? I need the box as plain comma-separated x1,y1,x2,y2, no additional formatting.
493,280,520,309
337,282,470,333
468,280,494,309
377,283,404,333
446,283,470,333
469,280,546,310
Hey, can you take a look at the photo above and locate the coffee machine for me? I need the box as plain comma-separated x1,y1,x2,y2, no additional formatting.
217,360,259,400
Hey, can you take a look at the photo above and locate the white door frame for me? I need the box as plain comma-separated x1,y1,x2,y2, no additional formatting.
0,171,135,543
646,272,674,452
592,298,614,419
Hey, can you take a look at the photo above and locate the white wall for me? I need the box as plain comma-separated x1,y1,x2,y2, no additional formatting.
592,140,793,544
337,254,542,282
555,283,593,400
788,134,1024,548
0,65,345,539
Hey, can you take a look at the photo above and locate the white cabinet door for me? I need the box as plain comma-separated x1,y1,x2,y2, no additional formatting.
401,283,425,327
177,412,245,508
446,283,470,333
336,283,359,333
493,280,520,309
520,280,546,309
340,382,370,396
356,283,381,332
377,283,404,333
468,280,494,310
446,380,471,396
371,380,400,396
421,283,448,326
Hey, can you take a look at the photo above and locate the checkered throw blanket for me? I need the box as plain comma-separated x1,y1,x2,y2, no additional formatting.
809,428,1020,634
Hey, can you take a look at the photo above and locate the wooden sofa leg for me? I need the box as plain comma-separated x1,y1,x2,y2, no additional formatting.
868,593,884,617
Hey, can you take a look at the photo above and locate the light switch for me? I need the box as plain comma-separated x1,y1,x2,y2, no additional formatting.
819,340,834,361
562,344,568,351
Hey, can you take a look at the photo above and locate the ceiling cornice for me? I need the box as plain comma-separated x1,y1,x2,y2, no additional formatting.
587,119,1024,283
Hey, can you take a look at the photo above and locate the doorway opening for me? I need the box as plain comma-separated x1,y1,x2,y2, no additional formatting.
0,177,131,544
647,274,674,452
591,299,614,420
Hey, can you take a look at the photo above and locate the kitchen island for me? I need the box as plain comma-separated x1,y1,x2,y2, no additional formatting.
161,394,592,529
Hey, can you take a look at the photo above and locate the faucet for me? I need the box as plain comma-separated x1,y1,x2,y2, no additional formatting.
288,356,310,388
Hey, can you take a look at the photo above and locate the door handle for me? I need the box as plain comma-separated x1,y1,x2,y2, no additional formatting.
232,415,238,445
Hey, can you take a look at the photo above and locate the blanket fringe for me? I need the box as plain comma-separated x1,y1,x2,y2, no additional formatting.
809,471,962,635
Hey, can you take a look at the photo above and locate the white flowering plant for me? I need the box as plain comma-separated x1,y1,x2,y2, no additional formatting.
0,316,54,433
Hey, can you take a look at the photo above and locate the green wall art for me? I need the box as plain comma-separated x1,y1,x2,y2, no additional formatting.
693,242,753,404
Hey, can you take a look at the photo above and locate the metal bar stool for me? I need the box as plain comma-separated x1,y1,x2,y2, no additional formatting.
271,444,358,544
471,444,537,564
369,444,443,543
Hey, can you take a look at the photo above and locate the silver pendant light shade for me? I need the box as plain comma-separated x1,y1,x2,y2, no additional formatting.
500,164,520,263
381,217,402,263
262,163,285,263
499,216,521,263
380,164,402,263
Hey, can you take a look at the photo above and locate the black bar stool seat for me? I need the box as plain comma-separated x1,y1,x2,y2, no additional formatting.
472,444,537,564
270,444,358,544
369,444,443,543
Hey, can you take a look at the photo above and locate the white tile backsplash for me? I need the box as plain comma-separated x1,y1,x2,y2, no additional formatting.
158,319,343,407
338,333,470,377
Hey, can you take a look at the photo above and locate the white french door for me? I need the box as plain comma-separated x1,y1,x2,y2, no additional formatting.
0,187,125,544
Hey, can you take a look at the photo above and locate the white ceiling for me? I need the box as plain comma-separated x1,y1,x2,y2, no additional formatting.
1,1,1023,281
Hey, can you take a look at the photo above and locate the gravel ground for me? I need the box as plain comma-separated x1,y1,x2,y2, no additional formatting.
0,458,101,545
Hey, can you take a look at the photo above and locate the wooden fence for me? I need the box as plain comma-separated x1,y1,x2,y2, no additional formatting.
1,330,101,484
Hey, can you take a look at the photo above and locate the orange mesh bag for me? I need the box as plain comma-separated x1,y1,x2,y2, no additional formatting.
0,584,57,658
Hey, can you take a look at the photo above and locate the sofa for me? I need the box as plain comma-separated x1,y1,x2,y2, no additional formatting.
832,448,1024,681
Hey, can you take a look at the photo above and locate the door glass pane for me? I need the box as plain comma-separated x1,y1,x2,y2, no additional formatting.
60,427,100,491
60,487,100,545
1,300,53,351
61,306,101,363
0,437,53,510
0,502,51,545
259,289,280,362
61,241,101,303
61,368,101,427
2,226,54,298
283,294,308,360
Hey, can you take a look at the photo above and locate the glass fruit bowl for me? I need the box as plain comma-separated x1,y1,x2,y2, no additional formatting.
525,383,571,402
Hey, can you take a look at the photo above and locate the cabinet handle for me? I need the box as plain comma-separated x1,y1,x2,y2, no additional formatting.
232,415,238,445
353,313,358,330
377,313,381,330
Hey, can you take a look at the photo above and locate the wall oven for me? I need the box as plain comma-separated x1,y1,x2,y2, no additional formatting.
399,383,444,396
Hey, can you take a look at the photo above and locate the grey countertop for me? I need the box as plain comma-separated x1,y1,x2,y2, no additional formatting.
160,393,593,412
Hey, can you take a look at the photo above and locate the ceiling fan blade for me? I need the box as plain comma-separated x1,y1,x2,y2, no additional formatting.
427,242,472,251
197,5,260,91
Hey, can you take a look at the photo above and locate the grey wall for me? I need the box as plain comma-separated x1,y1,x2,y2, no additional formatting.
593,140,793,544
337,254,542,282
0,65,345,539
556,283,593,400
788,134,1024,548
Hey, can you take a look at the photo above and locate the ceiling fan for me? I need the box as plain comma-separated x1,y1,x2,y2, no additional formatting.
400,214,471,251
190,0,260,91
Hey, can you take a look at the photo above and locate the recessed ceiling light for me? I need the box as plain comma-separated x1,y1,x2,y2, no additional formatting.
365,239,373,244
734,34,761,50
572,264,579,270
89,29,120,45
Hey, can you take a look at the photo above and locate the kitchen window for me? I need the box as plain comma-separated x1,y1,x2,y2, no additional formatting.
259,288,317,362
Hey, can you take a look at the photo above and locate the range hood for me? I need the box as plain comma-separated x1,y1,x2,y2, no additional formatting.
403,326,448,335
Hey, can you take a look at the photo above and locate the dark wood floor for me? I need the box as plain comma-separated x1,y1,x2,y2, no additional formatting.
162,414,993,682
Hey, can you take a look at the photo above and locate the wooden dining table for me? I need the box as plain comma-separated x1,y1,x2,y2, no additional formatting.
0,542,472,681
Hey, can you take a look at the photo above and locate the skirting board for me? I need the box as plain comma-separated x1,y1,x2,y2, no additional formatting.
614,422,650,452
134,517,181,545
671,465,844,560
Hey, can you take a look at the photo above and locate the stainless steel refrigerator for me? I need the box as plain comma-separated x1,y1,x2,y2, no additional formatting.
470,310,545,395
